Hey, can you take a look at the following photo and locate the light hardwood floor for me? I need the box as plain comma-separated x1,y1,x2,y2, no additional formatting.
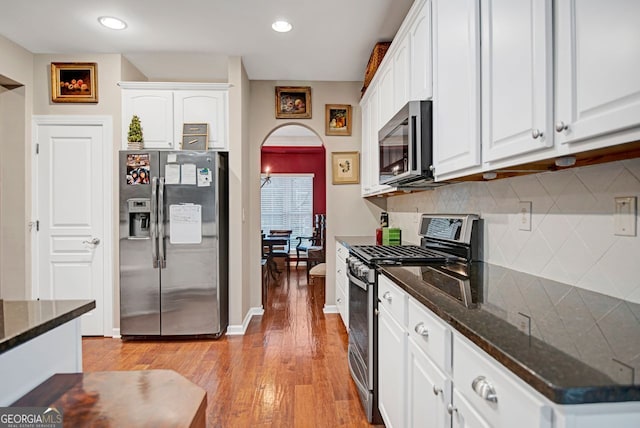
83,268,377,427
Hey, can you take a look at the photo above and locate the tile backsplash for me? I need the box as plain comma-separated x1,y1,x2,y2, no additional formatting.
387,158,640,304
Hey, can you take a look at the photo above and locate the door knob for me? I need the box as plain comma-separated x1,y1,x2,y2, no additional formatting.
531,128,544,139
555,121,569,132
83,237,101,245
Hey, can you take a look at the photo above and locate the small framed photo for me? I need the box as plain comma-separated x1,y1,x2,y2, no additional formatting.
182,134,208,151
50,62,98,103
331,151,360,185
275,86,311,119
325,104,352,136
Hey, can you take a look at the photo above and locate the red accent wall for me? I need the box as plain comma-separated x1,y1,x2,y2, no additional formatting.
261,146,326,216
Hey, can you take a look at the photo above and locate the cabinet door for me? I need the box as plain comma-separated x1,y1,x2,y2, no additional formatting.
360,97,373,196
451,389,492,428
407,338,450,428
174,91,228,150
378,305,407,428
481,0,553,163
410,0,433,101
432,0,482,176
394,35,411,112
555,0,640,147
378,63,395,127
122,90,174,149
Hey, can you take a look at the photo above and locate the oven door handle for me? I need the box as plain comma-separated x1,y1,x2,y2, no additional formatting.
347,270,369,291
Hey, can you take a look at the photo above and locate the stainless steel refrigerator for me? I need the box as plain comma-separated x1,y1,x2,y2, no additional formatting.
119,150,228,338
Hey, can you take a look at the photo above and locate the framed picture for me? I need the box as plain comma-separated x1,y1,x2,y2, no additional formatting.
50,62,98,103
331,151,360,185
275,86,311,119
325,104,352,136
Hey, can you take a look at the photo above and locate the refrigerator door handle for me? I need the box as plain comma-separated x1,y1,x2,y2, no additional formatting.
158,177,166,268
151,177,158,268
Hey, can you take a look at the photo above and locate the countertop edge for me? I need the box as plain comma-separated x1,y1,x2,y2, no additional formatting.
0,300,96,355
378,267,640,406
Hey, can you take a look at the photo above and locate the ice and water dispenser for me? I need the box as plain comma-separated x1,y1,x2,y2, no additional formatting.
127,198,151,238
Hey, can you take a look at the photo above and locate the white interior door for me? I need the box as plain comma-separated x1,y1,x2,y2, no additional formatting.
35,122,107,335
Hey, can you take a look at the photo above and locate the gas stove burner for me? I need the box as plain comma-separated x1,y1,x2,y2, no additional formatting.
349,244,453,264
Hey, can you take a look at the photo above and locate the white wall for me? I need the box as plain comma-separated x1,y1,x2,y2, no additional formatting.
387,159,640,303
249,81,383,308
0,35,34,299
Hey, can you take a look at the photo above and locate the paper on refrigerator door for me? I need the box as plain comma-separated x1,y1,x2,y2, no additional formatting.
169,204,202,244
181,163,196,185
197,167,212,187
164,164,180,185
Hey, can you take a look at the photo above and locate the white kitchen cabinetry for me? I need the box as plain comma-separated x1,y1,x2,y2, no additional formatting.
335,242,349,328
120,82,229,150
377,63,395,129
393,36,411,114
360,85,393,196
407,296,453,428
377,275,407,428
122,90,174,149
409,0,433,101
555,0,640,150
173,90,228,150
432,0,482,179
453,333,553,428
481,0,554,164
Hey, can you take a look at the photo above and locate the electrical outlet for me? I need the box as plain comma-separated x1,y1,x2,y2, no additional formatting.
518,201,532,231
614,196,637,236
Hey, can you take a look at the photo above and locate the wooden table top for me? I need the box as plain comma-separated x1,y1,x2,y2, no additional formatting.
13,370,206,427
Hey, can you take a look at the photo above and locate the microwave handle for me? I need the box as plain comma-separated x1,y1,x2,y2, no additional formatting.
411,113,419,173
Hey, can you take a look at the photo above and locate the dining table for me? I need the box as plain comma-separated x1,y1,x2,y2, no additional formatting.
262,236,289,280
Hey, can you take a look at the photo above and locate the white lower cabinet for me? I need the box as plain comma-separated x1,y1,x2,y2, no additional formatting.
335,242,349,328
378,275,407,428
407,336,451,428
451,388,491,428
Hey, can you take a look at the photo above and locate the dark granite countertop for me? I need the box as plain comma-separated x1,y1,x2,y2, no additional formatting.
379,263,640,405
335,235,376,248
0,299,96,355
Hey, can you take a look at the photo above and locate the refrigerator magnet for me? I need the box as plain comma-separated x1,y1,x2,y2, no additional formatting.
197,168,212,187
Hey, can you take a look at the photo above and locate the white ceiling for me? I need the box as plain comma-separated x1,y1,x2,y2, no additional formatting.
0,0,413,82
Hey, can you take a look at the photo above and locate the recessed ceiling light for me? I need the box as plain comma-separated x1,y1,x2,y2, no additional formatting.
272,20,292,33
98,16,127,30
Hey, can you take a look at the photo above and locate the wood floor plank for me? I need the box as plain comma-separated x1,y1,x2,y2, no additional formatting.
83,267,374,427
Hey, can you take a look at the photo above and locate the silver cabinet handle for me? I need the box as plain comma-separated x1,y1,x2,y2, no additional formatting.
555,121,569,132
446,403,457,415
531,128,544,139
432,385,442,396
337,269,342,274
83,237,101,245
414,322,429,338
429,164,435,172
383,291,392,302
374,309,380,316
337,298,342,303
472,376,498,403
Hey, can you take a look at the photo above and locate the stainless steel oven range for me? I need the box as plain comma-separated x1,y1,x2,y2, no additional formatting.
346,214,480,424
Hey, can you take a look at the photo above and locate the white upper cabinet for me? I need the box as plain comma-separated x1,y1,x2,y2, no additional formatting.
120,82,230,151
409,0,433,101
378,63,395,128
122,90,174,149
481,0,554,164
360,95,373,196
394,36,411,113
173,91,228,150
555,0,640,148
432,0,482,177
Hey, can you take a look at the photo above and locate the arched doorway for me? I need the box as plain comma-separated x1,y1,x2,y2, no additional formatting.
260,124,326,310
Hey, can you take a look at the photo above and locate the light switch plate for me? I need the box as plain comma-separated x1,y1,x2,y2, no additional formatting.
518,201,532,231
614,196,636,236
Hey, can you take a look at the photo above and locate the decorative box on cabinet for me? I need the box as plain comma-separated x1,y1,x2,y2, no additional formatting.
119,82,229,151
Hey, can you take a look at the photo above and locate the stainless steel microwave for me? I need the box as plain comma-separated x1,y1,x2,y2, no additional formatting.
379,100,437,188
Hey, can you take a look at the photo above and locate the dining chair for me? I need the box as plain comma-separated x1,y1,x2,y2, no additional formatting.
268,229,292,278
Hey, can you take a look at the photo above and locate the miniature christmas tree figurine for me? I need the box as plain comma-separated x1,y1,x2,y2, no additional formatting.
127,115,144,149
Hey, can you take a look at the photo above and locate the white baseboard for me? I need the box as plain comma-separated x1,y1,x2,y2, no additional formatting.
111,328,121,338
323,305,339,314
227,306,264,335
